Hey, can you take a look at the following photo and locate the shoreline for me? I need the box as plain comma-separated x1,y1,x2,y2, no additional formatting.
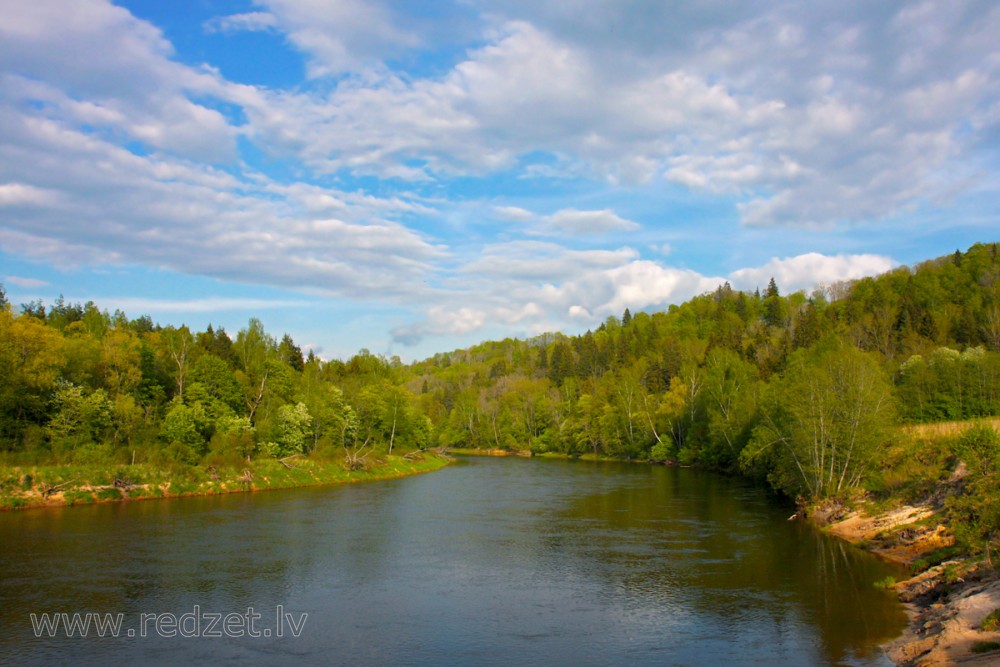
810,502,1000,666
456,449,1000,665
0,452,452,512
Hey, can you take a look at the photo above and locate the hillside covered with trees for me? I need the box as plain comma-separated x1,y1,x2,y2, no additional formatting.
2,243,1000,541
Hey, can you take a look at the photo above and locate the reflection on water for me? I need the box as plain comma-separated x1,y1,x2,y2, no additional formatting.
0,457,905,666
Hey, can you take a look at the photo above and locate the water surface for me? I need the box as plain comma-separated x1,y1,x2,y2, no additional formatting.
0,456,906,666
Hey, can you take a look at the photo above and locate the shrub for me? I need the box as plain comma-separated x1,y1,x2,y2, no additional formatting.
981,609,1000,632
971,641,1000,654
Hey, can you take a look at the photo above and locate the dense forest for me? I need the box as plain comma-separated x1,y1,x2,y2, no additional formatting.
2,243,999,515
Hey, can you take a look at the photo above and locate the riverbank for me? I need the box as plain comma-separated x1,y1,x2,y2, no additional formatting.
446,447,685,464
811,500,1000,665
447,447,534,457
0,452,451,511
460,446,1000,665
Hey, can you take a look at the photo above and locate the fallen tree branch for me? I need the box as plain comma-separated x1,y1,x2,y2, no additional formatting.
41,480,76,498
279,454,305,470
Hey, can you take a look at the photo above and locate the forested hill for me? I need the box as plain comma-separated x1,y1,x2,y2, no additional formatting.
409,242,1000,491
2,242,1000,504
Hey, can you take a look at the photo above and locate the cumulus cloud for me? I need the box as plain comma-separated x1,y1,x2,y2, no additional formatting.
0,0,989,355
0,0,239,163
252,0,422,76
392,248,898,345
0,93,445,300
0,0,454,302
236,1,1000,226
393,241,725,345
728,252,898,294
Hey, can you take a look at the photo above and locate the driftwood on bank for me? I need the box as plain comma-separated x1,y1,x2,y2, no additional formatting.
433,447,456,461
279,454,305,470
342,438,373,471
41,480,76,498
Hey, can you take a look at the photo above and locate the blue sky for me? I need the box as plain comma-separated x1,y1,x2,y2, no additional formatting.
1,0,998,360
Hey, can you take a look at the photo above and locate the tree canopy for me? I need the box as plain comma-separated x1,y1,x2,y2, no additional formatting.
2,242,1000,502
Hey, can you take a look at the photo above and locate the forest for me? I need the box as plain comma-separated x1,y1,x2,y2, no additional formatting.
2,243,1000,537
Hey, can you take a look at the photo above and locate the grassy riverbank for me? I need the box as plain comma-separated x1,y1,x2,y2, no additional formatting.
447,447,682,464
0,452,451,511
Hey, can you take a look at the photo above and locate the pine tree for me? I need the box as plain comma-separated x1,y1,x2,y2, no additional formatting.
765,277,780,299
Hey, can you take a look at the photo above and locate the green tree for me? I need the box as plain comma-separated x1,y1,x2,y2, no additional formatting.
46,385,114,460
0,309,65,448
235,318,276,423
743,339,896,497
947,426,1000,564
261,402,312,457
698,348,759,468
159,399,208,463
278,333,304,372
159,325,194,400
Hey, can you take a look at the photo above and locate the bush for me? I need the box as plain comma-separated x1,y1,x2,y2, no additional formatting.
981,609,1000,632
954,425,1000,478
649,440,672,462
911,544,966,573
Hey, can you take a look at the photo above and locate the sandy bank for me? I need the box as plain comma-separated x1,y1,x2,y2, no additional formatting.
812,501,1000,666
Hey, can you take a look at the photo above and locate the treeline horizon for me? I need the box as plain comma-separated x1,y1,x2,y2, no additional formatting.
2,243,1000,504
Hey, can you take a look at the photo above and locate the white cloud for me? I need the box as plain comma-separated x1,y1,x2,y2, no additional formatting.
251,0,422,76
490,205,640,235
235,2,1000,226
394,241,725,345
392,248,901,345
0,0,991,356
0,182,61,207
0,99,446,299
650,243,672,256
89,296,312,313
3,275,49,288
391,305,488,345
728,252,897,294
545,208,639,235
493,205,535,222
203,12,278,35
460,241,637,282
0,0,238,163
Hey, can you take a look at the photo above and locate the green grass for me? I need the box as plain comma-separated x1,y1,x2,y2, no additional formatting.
911,544,966,573
981,609,1000,632
0,453,451,511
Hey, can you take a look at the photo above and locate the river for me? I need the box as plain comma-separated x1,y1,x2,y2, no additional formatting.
0,456,907,666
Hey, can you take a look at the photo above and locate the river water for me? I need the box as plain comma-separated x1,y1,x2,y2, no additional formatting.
0,456,907,666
